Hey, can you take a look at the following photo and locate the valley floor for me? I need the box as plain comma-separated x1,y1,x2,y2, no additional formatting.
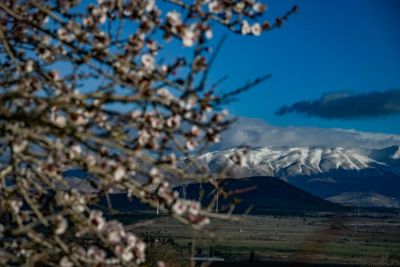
121,210,400,266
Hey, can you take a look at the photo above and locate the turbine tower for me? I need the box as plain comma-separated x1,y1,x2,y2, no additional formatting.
180,183,190,199
206,182,219,213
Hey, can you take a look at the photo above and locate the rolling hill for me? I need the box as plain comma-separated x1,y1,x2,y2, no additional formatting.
96,176,347,214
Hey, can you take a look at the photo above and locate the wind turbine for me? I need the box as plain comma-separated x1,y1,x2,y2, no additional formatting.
180,183,190,199
206,182,219,213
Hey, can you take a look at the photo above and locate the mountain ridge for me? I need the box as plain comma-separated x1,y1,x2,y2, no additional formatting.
180,145,400,207
183,146,396,177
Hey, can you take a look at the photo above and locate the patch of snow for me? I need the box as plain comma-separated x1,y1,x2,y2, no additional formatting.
392,147,400,159
186,146,385,178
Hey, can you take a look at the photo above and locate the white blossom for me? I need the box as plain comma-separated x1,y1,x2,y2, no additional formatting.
185,139,196,151
54,216,68,235
126,233,138,250
89,210,105,231
54,115,67,127
92,7,107,24
113,166,126,181
234,2,245,13
9,199,23,213
121,250,134,262
105,222,125,244
251,23,262,36
25,60,34,73
12,140,28,153
69,144,82,159
141,54,155,70
211,133,221,143
87,246,106,263
157,88,172,99
208,1,220,13
135,241,146,263
172,199,187,215
166,11,181,26
191,125,200,137
150,167,162,184
138,130,151,146
253,2,267,13
166,115,181,128
205,29,213,39
188,201,201,216
60,257,73,267
57,28,74,42
145,0,155,12
182,28,195,47
85,154,97,167
241,20,251,35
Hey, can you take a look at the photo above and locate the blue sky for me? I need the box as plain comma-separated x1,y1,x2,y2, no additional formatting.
202,0,400,134
72,0,400,138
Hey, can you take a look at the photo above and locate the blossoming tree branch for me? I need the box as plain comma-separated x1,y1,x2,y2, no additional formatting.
0,0,296,266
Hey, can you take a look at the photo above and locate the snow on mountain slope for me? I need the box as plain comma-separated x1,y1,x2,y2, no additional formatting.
327,192,400,208
392,147,400,159
365,145,400,175
185,146,386,178
180,146,400,207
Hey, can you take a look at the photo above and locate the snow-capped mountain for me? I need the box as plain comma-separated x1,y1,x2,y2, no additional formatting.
181,146,400,206
184,146,392,177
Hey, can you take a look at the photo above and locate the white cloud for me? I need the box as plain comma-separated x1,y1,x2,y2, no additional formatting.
213,117,400,150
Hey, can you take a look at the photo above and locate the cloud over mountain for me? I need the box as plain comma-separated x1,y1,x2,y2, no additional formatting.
213,117,400,150
275,89,400,119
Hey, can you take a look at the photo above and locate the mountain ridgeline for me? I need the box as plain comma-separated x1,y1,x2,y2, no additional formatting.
181,146,400,208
